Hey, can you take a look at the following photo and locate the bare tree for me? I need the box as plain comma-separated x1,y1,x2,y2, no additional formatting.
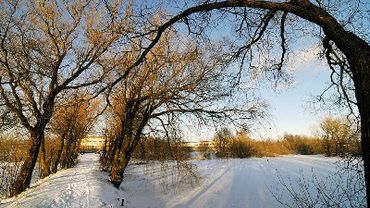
100,28,263,188
104,0,370,204
2,0,369,203
213,127,234,157
0,0,132,196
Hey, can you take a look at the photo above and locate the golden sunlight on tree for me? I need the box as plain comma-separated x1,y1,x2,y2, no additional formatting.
319,117,361,157
0,0,132,196
100,27,263,187
0,0,369,207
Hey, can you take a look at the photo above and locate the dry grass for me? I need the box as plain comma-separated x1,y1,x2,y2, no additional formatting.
0,138,29,197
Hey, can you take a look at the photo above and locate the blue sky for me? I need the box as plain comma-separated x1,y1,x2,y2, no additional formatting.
171,3,364,141
183,45,338,141
140,0,365,141
254,49,331,139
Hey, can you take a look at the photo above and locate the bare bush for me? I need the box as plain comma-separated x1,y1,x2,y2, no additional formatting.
228,134,257,158
272,159,366,208
319,117,361,157
133,137,192,161
0,138,28,197
283,134,323,155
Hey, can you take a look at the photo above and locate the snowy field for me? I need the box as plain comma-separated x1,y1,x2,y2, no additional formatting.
0,153,365,208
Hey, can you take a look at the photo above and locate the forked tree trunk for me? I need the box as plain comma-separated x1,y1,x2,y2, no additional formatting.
110,138,124,184
109,115,134,187
110,113,150,188
110,156,125,188
110,139,130,188
110,137,130,188
110,150,135,189
10,130,44,197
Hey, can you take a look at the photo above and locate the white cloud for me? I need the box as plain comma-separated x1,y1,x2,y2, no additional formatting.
287,44,325,72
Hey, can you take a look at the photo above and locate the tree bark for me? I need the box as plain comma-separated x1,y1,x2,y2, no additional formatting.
110,112,150,188
51,137,65,173
349,52,370,206
60,139,71,169
40,137,51,178
10,130,44,197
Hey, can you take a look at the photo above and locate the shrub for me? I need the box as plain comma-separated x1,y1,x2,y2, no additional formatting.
0,138,29,197
133,137,192,161
283,134,323,155
213,129,258,158
319,117,361,157
213,128,233,158
249,140,288,157
228,138,257,158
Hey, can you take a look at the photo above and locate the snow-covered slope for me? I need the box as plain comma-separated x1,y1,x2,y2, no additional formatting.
0,154,364,208
1,153,126,208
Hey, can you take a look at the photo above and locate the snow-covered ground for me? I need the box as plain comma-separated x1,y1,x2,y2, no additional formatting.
0,153,365,208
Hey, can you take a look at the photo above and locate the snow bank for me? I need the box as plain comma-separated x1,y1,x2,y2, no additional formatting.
1,153,127,208
0,154,365,208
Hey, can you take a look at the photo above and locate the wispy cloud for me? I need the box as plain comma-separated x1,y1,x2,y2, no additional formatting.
287,44,325,72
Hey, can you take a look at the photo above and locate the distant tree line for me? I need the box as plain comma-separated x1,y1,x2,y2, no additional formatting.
210,117,361,159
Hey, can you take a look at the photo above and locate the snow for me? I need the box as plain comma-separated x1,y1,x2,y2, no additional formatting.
1,153,126,208
0,154,364,208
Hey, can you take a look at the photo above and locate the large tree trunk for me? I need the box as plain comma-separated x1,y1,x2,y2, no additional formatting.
349,52,370,206
360,108,370,207
110,154,125,189
10,130,44,197
109,136,129,188
110,113,150,188
109,113,135,187
40,137,51,178
110,149,135,189
288,2,370,203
